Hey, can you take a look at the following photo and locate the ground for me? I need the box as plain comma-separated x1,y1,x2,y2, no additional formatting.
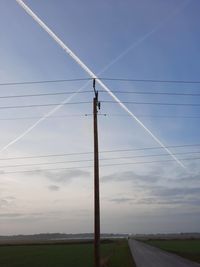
145,239,200,263
0,239,135,267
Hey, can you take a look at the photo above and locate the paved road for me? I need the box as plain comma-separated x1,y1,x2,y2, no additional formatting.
129,239,200,267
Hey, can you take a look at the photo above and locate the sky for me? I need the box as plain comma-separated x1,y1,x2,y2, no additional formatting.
0,0,200,235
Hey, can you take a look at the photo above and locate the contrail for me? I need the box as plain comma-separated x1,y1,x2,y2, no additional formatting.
97,0,191,75
0,82,90,152
10,0,187,168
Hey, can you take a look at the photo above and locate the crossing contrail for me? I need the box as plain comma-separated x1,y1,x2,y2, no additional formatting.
96,0,191,75
8,0,187,168
0,82,90,152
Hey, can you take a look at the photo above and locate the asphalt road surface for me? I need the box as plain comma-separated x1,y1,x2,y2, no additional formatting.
129,239,200,267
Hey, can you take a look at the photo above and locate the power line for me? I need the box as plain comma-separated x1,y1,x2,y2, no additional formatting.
0,115,86,121
0,151,200,169
0,144,200,161
0,114,199,121
1,77,200,86
99,91,200,96
99,77,200,84
103,101,200,107
105,114,200,119
0,90,200,99
0,114,100,121
0,114,103,121
0,101,91,110
0,78,91,87
0,156,199,175
0,101,199,110
0,91,93,99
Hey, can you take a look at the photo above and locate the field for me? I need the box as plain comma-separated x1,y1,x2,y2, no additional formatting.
0,239,135,267
145,239,200,263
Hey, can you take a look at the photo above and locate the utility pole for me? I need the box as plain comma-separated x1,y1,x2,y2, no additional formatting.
93,79,101,267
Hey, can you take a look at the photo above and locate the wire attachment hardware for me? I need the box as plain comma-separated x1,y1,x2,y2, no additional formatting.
93,79,101,111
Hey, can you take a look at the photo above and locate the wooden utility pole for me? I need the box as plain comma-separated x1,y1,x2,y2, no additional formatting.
93,79,100,267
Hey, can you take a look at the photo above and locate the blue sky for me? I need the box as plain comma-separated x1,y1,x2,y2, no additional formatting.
0,0,200,235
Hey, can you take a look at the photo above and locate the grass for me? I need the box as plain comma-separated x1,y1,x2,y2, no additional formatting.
145,239,200,263
0,239,135,267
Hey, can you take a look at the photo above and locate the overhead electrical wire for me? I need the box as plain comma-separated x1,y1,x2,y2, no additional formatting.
104,91,200,96
99,77,200,84
0,91,93,99
0,101,199,110
103,101,200,107
0,90,200,99
0,78,91,87
1,77,200,86
0,114,199,121
0,101,91,110
0,156,199,175
0,143,199,161
0,151,200,169
105,114,200,119
0,114,96,121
